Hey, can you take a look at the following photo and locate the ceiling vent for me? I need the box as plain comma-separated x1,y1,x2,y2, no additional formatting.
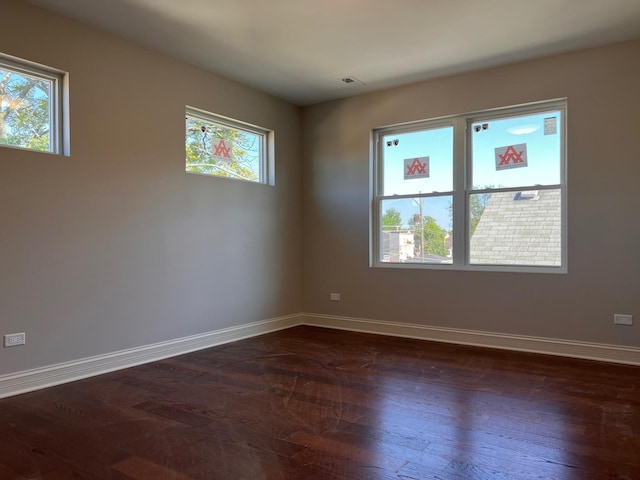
340,76,366,86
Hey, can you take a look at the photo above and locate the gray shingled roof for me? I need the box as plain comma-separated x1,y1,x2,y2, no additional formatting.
470,189,561,266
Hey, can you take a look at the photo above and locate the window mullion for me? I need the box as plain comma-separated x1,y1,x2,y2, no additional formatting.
452,117,467,267
371,132,383,266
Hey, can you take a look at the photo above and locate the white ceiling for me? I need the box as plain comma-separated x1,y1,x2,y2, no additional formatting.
26,0,640,106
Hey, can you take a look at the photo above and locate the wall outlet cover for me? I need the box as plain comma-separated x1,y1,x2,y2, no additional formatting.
613,314,633,326
4,333,26,347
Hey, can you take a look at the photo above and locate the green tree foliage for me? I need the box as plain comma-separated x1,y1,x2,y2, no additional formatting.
409,214,449,257
0,69,50,151
382,208,402,231
469,192,492,237
186,117,260,181
447,191,493,237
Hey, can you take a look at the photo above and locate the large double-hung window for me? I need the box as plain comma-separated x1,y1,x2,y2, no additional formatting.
372,99,566,273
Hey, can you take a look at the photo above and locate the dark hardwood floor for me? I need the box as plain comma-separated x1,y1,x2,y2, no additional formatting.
1,326,639,479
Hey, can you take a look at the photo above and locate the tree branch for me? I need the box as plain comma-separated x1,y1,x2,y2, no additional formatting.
187,163,256,180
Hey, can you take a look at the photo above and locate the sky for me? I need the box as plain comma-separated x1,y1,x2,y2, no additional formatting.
380,109,562,230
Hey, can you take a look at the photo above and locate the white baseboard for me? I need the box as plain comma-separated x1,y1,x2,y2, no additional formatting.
3,312,639,399
300,313,640,366
0,314,301,399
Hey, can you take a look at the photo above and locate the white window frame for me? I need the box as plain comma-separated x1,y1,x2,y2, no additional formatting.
371,99,567,273
0,53,68,155
185,106,274,186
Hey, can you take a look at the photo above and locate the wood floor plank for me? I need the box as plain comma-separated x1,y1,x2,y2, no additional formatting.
1,326,639,479
112,456,194,480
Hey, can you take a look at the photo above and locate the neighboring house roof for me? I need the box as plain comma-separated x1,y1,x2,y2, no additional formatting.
470,189,561,266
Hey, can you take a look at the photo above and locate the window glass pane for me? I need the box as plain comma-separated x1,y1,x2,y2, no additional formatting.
469,189,561,266
0,68,52,152
382,126,453,195
470,111,561,190
380,196,452,264
186,114,263,182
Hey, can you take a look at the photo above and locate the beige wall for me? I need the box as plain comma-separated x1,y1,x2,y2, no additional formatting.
302,39,640,348
0,1,302,375
2,1,639,380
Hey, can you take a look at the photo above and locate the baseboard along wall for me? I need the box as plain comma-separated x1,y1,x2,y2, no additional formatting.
0,314,300,400
1,313,639,399
301,313,640,366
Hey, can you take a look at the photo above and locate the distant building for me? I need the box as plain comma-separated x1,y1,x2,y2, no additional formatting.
470,190,561,266
444,232,452,258
381,231,415,262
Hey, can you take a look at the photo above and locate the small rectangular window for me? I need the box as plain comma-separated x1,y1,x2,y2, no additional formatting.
0,53,66,154
185,107,273,185
372,99,567,273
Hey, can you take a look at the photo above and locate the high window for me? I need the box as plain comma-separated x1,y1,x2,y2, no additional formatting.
0,54,67,155
373,99,566,273
185,107,274,185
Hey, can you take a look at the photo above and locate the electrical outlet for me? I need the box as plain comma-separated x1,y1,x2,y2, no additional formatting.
330,293,341,301
4,333,26,347
613,314,633,326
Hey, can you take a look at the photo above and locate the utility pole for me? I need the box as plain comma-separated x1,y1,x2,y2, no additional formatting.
420,198,424,259
412,197,425,259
